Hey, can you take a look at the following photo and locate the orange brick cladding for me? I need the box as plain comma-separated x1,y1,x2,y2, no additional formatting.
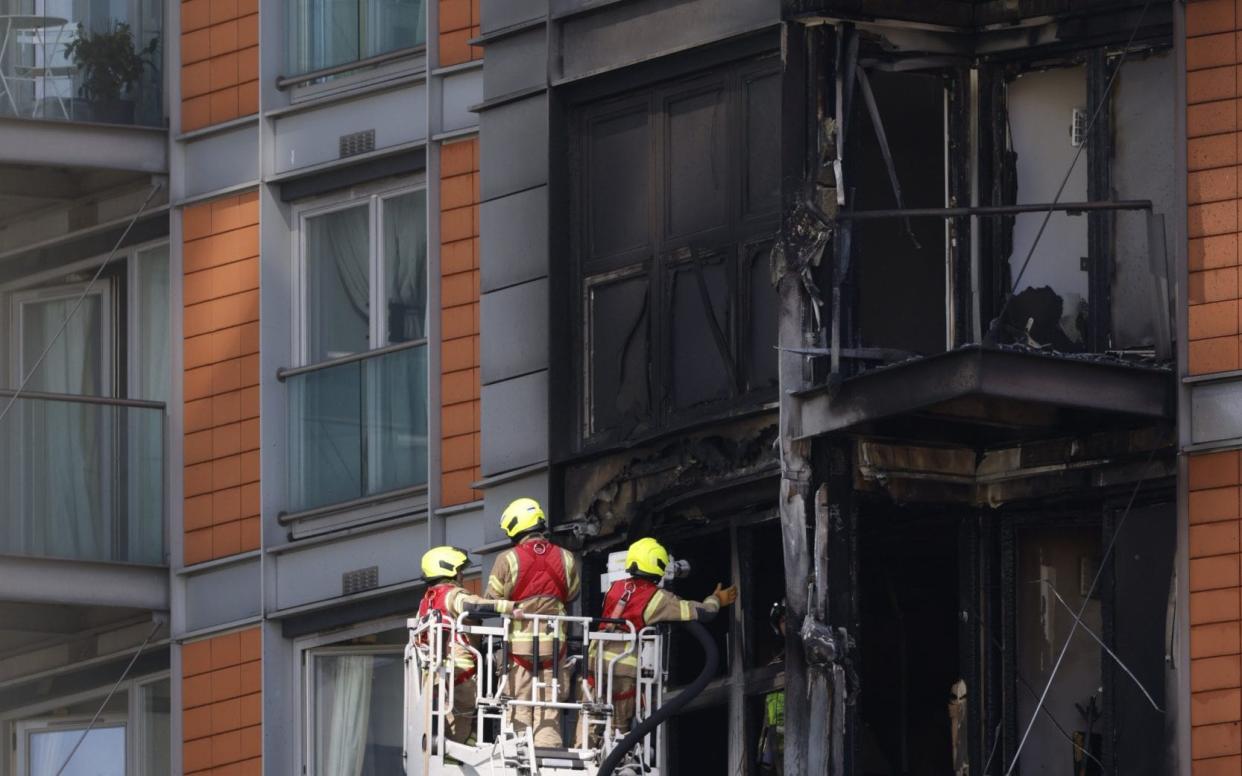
183,192,261,565
181,0,259,132
439,0,482,67
182,628,262,775
440,138,481,507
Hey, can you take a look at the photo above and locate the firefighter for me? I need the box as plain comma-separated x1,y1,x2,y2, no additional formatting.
758,599,786,775
588,537,738,739
417,545,521,744
486,498,581,748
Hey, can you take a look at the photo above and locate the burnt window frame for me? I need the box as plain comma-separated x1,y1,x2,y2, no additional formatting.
564,51,783,456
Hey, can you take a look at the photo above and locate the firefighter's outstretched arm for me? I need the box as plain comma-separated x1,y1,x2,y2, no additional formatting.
646,583,738,624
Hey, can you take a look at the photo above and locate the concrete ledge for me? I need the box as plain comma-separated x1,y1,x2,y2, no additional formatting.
0,117,167,174
0,554,168,610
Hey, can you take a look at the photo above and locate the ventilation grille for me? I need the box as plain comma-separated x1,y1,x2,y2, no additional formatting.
342,566,379,595
339,129,376,159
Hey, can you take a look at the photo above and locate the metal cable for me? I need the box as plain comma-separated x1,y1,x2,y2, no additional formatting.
54,619,163,776
0,182,161,428
1003,446,1159,775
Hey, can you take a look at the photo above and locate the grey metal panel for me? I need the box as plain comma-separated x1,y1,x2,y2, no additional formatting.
182,557,262,634
483,28,548,102
481,279,549,384
444,506,487,551
480,186,548,292
0,556,168,610
441,68,483,134
1190,380,1242,447
480,93,548,201
556,0,779,83
272,83,428,174
481,0,547,33
183,123,259,200
273,520,429,610
0,118,167,173
480,469,549,547
481,370,550,475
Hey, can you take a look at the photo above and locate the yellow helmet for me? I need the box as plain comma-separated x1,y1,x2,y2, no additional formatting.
421,545,469,580
625,537,670,579
501,498,546,539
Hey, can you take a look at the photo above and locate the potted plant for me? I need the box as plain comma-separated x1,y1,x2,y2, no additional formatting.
64,21,159,124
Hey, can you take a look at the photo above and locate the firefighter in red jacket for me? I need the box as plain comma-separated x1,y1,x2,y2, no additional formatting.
418,545,521,743
486,498,581,747
590,537,737,738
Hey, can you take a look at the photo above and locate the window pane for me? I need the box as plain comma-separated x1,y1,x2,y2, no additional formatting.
586,273,650,436
136,245,170,402
306,205,370,363
365,344,427,495
288,360,363,512
140,679,171,775
586,105,650,263
30,726,125,776
312,653,404,776
743,70,781,219
665,85,728,238
669,257,731,410
287,0,426,75
382,191,427,344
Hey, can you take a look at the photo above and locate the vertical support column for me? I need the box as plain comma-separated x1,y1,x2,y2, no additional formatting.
440,137,483,509
181,627,262,776
182,192,262,566
1184,3,1242,773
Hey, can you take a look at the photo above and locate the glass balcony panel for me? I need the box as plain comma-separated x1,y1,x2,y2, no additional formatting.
0,392,165,564
0,0,163,126
286,344,428,514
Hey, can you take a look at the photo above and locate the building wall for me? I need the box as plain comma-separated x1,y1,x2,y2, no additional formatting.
183,192,262,566
182,627,263,775
440,0,483,67
1186,2,1242,773
181,0,260,132
441,138,483,507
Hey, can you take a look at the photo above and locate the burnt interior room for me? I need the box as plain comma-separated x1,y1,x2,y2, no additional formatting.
849,69,948,357
857,504,959,776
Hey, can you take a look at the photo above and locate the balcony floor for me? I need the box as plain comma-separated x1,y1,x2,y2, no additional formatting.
795,344,1174,446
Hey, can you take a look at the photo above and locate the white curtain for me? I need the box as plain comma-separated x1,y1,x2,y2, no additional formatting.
20,294,107,561
316,655,375,776
307,205,369,362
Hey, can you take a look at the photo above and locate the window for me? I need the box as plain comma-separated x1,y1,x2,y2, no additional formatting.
286,0,427,76
300,625,405,776
571,56,781,450
7,675,169,776
0,243,168,564
287,186,428,515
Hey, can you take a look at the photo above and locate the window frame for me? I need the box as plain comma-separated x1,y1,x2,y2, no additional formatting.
0,238,171,402
283,0,432,92
567,55,783,454
291,178,429,370
295,618,407,776
3,671,170,776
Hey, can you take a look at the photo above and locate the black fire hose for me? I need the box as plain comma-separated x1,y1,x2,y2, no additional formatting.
597,621,719,776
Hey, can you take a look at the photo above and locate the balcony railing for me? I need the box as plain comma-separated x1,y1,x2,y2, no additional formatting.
0,1,163,126
0,390,165,565
281,341,429,515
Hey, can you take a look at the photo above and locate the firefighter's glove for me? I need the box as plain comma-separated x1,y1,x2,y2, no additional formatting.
713,584,739,607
